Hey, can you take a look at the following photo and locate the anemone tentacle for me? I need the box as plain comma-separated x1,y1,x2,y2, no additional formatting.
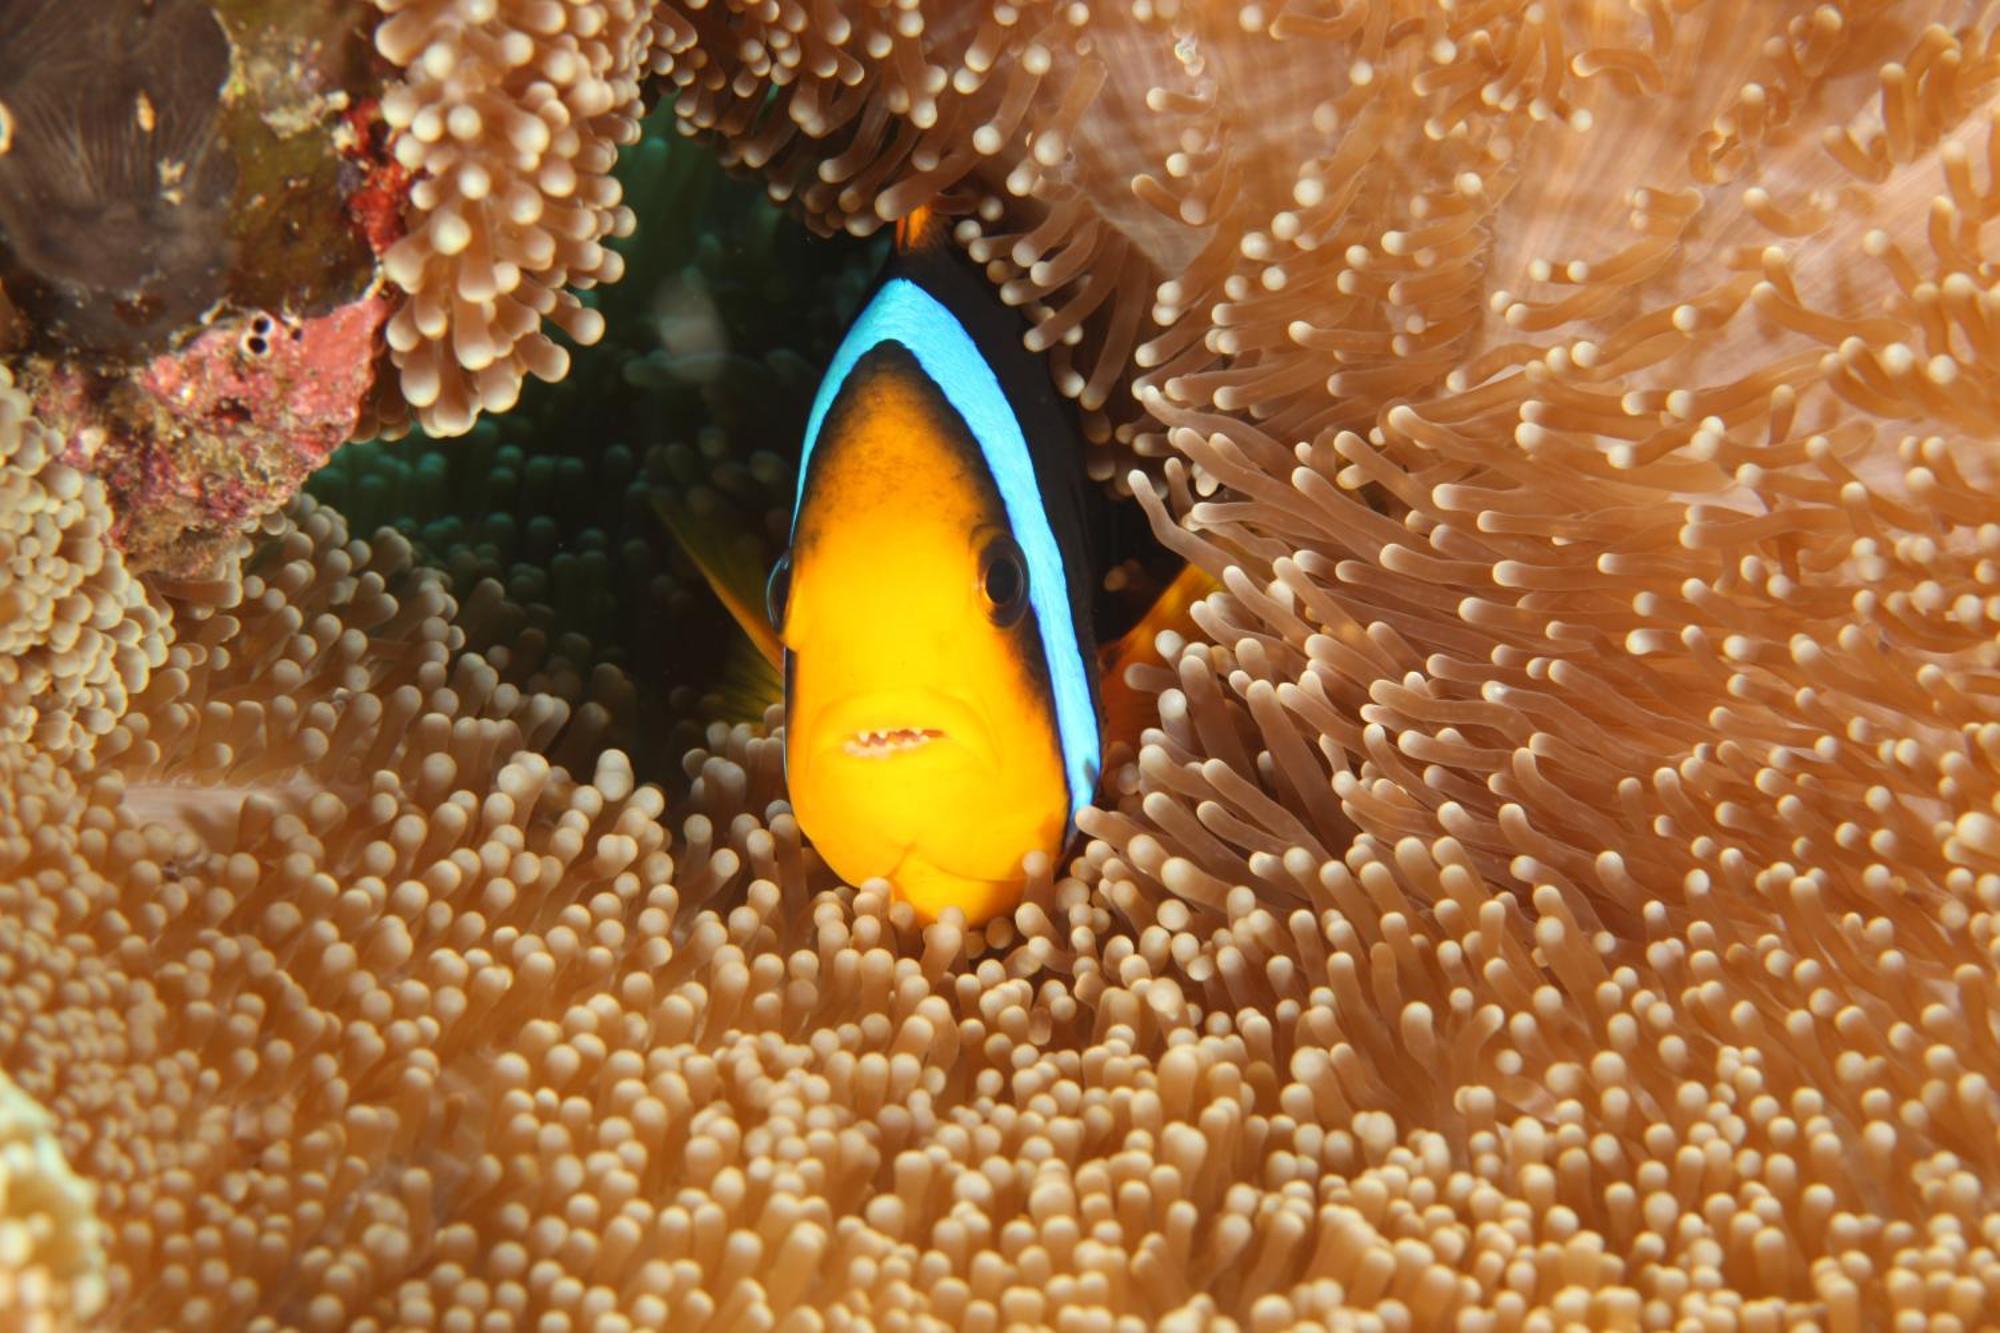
6,2,2000,1328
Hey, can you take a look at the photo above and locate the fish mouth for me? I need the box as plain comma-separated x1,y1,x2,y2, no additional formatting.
841,726,946,758
809,691,996,769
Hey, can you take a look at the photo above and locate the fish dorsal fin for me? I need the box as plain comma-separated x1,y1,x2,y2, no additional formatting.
1098,560,1218,754
651,493,785,672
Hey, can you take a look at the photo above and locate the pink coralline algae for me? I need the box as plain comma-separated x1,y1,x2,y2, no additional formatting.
135,298,388,457
32,291,390,574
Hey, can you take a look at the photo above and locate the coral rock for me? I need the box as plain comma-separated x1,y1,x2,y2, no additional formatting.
23,293,392,575
0,0,389,571
0,0,236,355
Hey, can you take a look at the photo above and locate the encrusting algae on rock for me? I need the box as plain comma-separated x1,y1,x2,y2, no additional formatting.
8,0,2000,1330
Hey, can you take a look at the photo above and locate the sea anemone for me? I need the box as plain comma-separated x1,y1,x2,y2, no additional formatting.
6,0,2000,1328
0,1069,105,1331
369,0,663,436
0,367,168,762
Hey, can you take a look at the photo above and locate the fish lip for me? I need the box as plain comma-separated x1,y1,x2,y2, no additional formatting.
807,690,997,768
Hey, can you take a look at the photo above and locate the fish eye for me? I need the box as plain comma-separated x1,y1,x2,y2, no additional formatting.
766,553,792,629
979,535,1028,626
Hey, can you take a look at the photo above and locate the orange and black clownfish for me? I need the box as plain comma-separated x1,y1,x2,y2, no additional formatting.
663,207,1211,925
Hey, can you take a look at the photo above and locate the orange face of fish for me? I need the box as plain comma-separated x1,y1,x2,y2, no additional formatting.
778,360,1072,924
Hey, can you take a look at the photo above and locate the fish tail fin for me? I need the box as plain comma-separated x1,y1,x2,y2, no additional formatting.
1098,560,1218,753
650,494,787,722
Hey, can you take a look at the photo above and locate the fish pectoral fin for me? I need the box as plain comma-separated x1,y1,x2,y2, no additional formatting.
1099,559,1218,753
651,493,785,671
714,628,786,727
1099,560,1216,668
893,203,945,254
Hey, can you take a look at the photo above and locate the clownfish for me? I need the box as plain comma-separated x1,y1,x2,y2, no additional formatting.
662,207,1211,924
